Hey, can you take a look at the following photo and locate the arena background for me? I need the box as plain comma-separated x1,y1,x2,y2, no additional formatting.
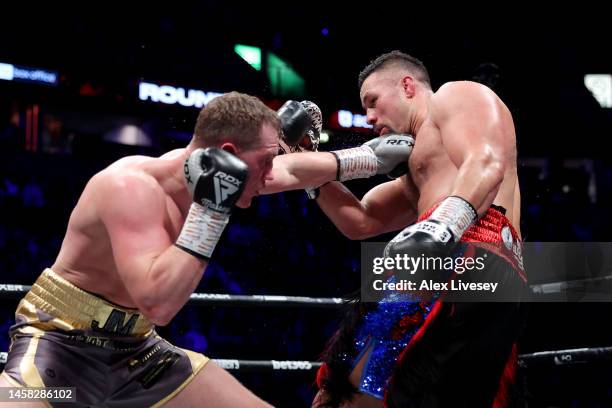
1,5,611,407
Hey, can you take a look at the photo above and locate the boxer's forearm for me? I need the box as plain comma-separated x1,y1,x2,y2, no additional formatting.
263,152,337,194
137,246,207,326
316,179,418,240
449,154,504,216
315,182,381,240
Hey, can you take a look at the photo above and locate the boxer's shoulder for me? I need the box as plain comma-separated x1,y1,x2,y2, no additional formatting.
84,164,166,222
430,81,494,117
434,80,492,97
106,154,157,173
95,155,165,189
90,168,158,197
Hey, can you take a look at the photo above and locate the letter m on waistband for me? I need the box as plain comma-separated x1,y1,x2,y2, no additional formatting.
92,309,139,335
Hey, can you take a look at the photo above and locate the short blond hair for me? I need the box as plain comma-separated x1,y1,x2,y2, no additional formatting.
192,91,281,150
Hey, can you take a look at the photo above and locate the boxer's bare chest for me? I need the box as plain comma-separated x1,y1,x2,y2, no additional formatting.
408,118,459,211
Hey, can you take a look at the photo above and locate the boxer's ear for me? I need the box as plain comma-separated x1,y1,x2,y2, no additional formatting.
220,143,238,155
401,76,416,99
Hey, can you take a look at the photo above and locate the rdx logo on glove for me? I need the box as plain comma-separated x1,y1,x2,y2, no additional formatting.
214,171,242,204
386,138,414,146
183,161,193,185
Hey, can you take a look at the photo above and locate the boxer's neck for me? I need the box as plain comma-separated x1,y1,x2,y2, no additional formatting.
147,149,191,209
407,89,433,136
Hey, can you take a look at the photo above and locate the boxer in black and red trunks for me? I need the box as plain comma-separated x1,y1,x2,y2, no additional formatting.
262,50,526,407
313,203,527,408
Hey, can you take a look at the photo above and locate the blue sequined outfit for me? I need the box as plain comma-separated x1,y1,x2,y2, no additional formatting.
348,288,436,399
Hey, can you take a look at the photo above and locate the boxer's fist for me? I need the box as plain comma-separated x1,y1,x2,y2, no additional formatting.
331,134,415,181
278,100,322,152
176,148,249,259
184,148,248,214
363,134,414,178
384,196,477,259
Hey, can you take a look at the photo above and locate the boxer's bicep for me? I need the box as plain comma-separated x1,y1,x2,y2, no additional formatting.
432,83,507,212
98,173,172,295
433,83,507,169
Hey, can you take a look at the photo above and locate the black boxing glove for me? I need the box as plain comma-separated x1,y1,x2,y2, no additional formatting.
278,100,322,152
175,148,249,260
384,196,477,260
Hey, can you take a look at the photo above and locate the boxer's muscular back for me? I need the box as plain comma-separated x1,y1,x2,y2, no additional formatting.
405,83,521,236
51,150,187,307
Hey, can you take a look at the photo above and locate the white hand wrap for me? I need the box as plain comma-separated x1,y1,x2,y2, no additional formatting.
175,203,230,259
429,196,477,242
331,146,378,181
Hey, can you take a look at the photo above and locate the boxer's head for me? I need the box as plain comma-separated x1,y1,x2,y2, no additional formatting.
358,50,431,136
191,92,281,208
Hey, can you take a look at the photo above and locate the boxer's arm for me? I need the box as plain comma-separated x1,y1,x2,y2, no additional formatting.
262,151,338,194
263,133,414,194
431,82,508,215
98,172,207,326
316,176,418,240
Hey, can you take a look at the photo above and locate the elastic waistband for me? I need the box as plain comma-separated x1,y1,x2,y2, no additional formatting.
418,204,520,242
19,269,153,336
419,204,526,280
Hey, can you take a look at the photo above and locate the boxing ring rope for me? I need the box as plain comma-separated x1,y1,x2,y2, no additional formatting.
2,348,611,371
2,274,612,306
518,346,612,368
2,276,612,372
0,284,345,308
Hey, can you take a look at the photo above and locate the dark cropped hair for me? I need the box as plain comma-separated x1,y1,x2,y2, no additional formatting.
358,50,431,89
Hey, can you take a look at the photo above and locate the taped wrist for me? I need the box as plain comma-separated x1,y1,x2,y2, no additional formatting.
331,146,378,181
429,196,477,242
175,203,230,259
